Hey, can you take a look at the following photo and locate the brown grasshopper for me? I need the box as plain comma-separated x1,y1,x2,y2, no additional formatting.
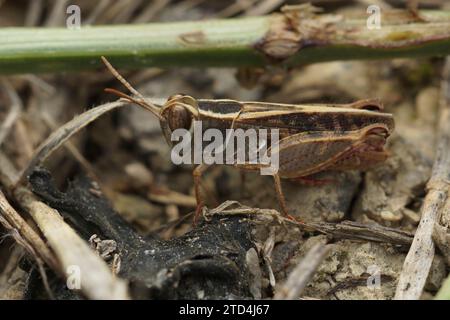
101,57,394,222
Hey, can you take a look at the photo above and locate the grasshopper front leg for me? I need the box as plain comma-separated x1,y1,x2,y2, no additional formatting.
193,163,210,225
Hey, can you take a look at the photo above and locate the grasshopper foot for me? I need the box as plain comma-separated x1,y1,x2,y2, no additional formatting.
193,202,204,226
284,213,305,225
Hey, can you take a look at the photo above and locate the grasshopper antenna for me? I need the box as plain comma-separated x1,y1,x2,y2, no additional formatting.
101,56,163,121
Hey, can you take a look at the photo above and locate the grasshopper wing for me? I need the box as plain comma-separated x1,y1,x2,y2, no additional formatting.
270,124,390,178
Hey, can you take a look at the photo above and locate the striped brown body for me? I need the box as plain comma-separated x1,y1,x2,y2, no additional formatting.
190,98,394,178
197,99,394,137
102,56,395,220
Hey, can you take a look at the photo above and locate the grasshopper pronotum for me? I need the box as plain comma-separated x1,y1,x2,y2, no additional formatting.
101,57,394,223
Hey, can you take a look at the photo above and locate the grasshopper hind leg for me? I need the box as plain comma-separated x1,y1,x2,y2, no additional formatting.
192,164,210,225
272,174,302,223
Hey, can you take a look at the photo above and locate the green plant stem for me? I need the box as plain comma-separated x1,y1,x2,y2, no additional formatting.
2,10,450,74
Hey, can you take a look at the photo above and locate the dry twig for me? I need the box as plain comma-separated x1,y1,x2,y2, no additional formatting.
394,57,450,300
205,201,414,246
0,152,130,300
0,99,134,299
18,100,127,185
309,221,414,246
274,243,331,299
0,193,54,298
0,190,57,269
0,80,22,147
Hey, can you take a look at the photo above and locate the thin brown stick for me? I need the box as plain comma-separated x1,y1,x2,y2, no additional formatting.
0,80,23,147
147,189,197,207
17,100,127,186
40,112,100,183
308,221,414,246
0,246,26,299
394,57,450,300
44,0,70,27
84,0,112,25
274,243,331,299
245,0,285,16
205,201,414,246
24,0,43,27
217,0,259,18
0,189,57,269
112,0,143,23
0,201,54,299
133,0,170,23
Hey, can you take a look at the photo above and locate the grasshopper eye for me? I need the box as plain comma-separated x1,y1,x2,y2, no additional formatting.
167,105,192,131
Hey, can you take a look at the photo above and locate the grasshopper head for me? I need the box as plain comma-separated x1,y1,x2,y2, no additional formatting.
160,94,200,146
100,57,201,147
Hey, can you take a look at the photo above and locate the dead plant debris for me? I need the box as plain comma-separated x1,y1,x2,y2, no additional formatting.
0,0,449,301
